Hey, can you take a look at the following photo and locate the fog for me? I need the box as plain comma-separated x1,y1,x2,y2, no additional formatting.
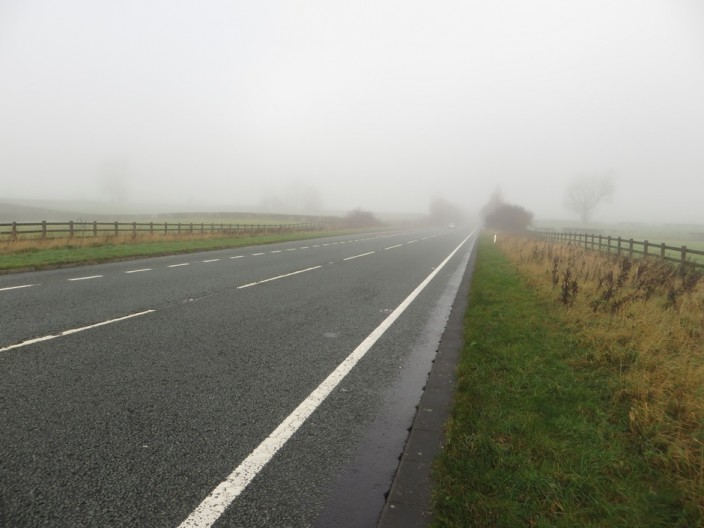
1,1,703,223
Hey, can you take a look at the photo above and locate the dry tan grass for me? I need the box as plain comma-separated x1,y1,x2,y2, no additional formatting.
0,230,277,254
497,234,704,517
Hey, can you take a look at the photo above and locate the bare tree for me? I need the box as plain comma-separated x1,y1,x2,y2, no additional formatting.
565,175,615,224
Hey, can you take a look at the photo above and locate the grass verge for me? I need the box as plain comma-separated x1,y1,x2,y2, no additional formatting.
0,230,354,272
432,234,698,527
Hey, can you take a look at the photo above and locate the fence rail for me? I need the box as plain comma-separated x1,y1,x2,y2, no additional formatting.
533,231,704,269
0,220,326,240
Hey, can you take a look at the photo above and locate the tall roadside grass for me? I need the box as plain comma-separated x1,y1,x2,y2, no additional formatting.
432,234,699,527
500,233,704,520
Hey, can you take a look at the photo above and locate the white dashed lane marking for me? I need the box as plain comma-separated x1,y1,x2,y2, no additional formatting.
68,275,103,281
343,251,375,261
0,310,156,353
237,266,322,289
0,284,38,292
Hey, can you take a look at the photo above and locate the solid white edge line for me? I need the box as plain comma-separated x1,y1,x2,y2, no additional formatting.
68,275,103,281
236,266,322,289
0,310,156,353
178,230,476,528
0,284,38,292
343,251,375,261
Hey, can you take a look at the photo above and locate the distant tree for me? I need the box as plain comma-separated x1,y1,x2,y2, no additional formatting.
565,175,615,224
479,187,503,219
98,158,130,202
429,197,463,225
483,203,533,232
344,208,382,228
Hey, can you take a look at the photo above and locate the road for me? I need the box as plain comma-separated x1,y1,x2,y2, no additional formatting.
1,227,476,527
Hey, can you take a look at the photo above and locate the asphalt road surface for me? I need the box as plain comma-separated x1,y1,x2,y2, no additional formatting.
1,227,476,527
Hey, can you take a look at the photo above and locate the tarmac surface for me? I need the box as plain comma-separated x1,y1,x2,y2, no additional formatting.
377,241,476,528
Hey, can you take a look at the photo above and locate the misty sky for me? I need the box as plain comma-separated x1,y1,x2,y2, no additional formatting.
1,0,703,222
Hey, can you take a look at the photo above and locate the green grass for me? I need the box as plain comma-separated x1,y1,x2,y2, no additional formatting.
431,235,696,527
0,230,351,272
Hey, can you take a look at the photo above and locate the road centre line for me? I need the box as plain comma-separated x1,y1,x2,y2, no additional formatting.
178,230,476,528
229,256,244,260
384,244,402,250
202,259,221,263
252,253,265,256
169,263,190,267
270,250,282,253
0,284,38,292
68,275,103,281
237,265,322,289
343,251,375,261
0,309,156,353
125,268,152,274
286,248,297,251
407,240,418,244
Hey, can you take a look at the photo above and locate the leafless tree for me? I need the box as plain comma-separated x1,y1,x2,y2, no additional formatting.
565,175,615,224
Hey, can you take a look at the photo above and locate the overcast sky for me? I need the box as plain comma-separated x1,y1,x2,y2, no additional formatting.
1,0,703,222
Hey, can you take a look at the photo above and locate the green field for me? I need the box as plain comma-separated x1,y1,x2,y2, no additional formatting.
0,229,355,272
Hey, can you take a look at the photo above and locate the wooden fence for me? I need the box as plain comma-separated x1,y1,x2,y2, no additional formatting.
533,231,704,269
0,220,326,240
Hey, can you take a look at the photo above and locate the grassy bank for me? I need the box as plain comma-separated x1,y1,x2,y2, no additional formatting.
432,234,700,526
0,229,352,272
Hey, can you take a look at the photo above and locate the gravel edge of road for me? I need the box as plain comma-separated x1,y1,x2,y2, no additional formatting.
376,239,477,528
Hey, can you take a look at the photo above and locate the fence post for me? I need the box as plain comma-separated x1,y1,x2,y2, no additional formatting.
629,239,634,258
114,221,119,236
617,237,622,256
164,222,168,235
178,222,181,234
201,223,204,234
598,235,602,252
190,223,193,234
132,221,137,238
150,222,154,235
41,221,47,239
660,243,666,260
607,236,611,254
11,221,17,241
644,240,649,258
681,246,687,266
69,220,74,238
